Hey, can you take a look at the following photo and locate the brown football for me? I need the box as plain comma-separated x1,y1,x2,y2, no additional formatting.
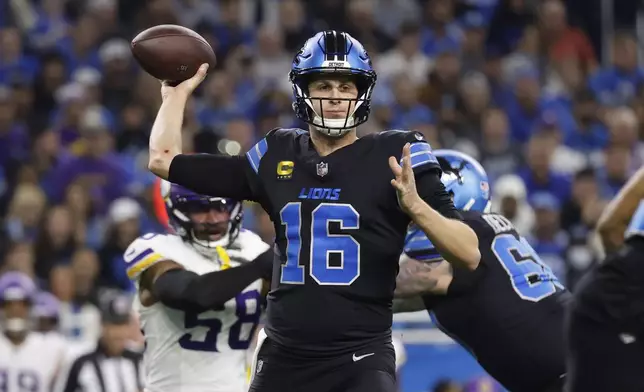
131,25,216,85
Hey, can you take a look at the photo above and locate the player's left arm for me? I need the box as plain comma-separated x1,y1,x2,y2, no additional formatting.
395,255,452,297
392,296,425,313
390,141,480,270
597,166,644,252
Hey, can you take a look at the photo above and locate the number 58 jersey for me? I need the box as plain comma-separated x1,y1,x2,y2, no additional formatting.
125,231,267,392
418,211,570,392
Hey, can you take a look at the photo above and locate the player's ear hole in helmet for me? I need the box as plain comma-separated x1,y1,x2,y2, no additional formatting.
289,31,377,137
434,150,491,213
161,181,243,257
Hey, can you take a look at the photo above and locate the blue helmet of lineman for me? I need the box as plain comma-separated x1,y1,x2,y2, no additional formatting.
434,150,491,213
289,30,377,137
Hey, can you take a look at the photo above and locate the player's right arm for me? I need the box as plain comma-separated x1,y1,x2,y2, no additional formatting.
147,64,261,201
597,166,644,252
125,235,273,313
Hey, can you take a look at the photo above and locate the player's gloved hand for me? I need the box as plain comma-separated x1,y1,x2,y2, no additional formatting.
160,63,209,101
389,143,423,215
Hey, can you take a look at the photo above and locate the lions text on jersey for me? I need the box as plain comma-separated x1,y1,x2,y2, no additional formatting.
124,231,267,392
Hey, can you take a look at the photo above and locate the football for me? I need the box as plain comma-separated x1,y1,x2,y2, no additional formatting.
131,24,216,85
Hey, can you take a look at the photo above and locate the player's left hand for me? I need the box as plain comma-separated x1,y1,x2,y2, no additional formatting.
389,143,423,214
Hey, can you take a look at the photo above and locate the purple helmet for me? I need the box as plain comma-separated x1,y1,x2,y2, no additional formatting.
33,291,60,319
0,272,37,303
161,180,243,254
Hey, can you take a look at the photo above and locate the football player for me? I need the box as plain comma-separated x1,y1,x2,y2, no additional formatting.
394,150,568,392
566,166,644,392
33,291,61,334
0,272,67,392
123,181,272,392
147,31,479,392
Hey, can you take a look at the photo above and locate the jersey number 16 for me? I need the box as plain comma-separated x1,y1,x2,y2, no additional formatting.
280,202,360,285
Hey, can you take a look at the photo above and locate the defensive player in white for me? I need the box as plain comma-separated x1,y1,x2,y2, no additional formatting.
124,181,273,392
0,272,67,392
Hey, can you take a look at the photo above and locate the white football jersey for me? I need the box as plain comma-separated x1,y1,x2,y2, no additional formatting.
0,332,67,392
124,230,269,392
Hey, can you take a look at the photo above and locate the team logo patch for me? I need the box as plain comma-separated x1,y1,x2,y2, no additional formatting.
276,161,294,180
316,162,329,177
414,133,423,141
256,359,263,374
480,181,490,199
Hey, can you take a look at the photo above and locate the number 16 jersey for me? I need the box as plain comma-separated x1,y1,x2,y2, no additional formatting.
245,128,442,355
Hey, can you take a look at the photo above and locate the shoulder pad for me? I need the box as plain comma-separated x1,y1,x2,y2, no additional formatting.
265,127,307,140
227,229,271,262
122,233,171,281
466,211,515,239
378,129,427,144
247,128,307,174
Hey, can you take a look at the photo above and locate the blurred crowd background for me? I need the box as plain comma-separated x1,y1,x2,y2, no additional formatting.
0,0,642,390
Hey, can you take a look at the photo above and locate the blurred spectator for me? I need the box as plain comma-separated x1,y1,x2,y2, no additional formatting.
491,174,535,235
377,21,433,86
527,192,569,282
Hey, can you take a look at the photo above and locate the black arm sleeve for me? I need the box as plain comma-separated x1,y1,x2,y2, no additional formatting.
415,169,462,220
168,154,255,201
152,248,273,313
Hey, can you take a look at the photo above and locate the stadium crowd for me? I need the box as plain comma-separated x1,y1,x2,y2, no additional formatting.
0,0,642,390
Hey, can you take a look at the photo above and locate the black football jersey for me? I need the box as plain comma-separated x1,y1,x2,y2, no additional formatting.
572,237,644,333
245,128,442,355
422,211,569,392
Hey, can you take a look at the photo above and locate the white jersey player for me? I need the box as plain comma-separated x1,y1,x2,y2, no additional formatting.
124,182,272,392
0,272,67,392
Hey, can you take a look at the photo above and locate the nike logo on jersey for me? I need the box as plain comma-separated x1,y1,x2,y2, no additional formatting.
619,333,636,344
298,187,341,201
352,352,375,362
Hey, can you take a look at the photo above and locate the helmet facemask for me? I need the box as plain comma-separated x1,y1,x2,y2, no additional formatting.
167,194,243,259
291,69,376,137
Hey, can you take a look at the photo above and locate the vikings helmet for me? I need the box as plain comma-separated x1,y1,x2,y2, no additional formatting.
435,149,491,213
0,272,37,333
290,30,377,137
160,180,243,257
33,291,60,331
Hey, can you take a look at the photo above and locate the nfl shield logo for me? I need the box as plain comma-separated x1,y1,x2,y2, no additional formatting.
316,162,329,177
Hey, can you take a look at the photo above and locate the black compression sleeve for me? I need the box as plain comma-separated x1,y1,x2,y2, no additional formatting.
152,248,273,313
415,169,462,220
168,154,254,200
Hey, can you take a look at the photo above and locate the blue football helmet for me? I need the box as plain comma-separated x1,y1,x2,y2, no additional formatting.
435,149,491,213
161,180,243,257
290,30,377,137
403,150,490,262
0,272,37,334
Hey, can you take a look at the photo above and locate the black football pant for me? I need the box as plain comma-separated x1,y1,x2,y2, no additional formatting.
249,336,396,392
566,308,644,392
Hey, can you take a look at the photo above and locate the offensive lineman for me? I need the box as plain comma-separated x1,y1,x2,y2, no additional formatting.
394,150,568,392
123,181,272,392
0,272,67,392
566,166,644,392
147,30,479,392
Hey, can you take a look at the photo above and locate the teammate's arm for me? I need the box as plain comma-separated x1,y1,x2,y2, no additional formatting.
137,250,273,313
390,144,480,270
392,297,425,313
395,255,452,297
597,166,644,252
147,64,255,200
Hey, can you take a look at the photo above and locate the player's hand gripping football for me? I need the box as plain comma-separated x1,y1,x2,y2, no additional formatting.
160,63,209,101
389,143,423,214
